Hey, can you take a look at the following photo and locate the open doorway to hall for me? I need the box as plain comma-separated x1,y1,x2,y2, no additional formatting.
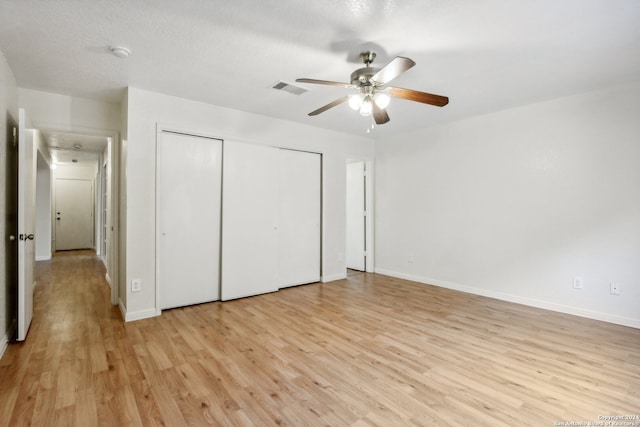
345,159,374,274
35,129,118,306
38,131,110,257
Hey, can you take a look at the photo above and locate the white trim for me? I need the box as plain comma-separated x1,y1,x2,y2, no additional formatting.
322,273,347,283
375,268,640,329
0,332,8,360
36,255,51,261
0,319,16,360
119,300,158,322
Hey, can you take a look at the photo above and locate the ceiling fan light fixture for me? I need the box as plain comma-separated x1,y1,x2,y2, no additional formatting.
374,92,390,109
359,97,373,116
348,94,363,110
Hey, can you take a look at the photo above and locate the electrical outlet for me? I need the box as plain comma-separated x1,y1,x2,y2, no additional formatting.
610,282,620,295
408,253,414,263
572,276,584,289
131,279,141,293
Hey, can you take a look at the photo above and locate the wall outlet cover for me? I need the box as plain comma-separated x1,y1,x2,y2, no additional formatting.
572,276,584,289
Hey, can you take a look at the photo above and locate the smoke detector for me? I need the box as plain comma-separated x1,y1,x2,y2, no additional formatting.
111,46,131,58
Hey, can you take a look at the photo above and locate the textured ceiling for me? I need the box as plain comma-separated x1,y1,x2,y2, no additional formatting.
40,131,108,165
1,0,639,138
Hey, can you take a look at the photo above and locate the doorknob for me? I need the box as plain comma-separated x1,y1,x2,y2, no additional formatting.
9,235,15,241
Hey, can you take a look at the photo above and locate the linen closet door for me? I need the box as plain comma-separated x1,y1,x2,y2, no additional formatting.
157,132,222,310
278,149,321,288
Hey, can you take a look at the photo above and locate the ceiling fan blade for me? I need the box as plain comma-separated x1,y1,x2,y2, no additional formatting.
371,56,416,85
388,87,449,107
372,102,390,125
308,96,350,116
296,78,355,89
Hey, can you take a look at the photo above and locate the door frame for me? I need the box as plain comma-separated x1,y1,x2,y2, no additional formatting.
346,158,375,274
33,125,120,306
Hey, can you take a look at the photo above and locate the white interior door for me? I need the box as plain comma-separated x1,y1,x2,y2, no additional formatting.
346,161,366,271
221,142,279,300
279,149,321,288
17,110,36,341
55,179,94,250
157,132,222,310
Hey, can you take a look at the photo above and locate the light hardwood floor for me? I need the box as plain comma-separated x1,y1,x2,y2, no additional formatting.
1,251,639,426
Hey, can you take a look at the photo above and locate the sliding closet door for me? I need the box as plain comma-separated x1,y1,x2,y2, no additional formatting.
279,149,321,288
221,142,280,300
157,132,222,309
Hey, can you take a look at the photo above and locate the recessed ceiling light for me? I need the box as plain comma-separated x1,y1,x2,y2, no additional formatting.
110,46,131,58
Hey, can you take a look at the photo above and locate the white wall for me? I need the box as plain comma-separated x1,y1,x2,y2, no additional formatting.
375,81,640,328
0,51,18,356
19,88,121,131
122,87,374,320
35,146,52,260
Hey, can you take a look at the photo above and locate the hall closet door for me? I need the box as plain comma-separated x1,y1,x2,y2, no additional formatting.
278,149,321,288
157,132,222,310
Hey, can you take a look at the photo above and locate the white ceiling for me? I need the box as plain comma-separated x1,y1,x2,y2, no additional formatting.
40,130,108,165
1,0,639,138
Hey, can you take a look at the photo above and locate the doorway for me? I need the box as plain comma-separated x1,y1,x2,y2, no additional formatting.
40,129,118,305
346,159,374,274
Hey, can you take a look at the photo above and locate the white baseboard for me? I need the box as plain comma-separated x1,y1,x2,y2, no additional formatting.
36,254,51,261
375,268,640,329
322,273,347,283
0,332,8,361
0,319,16,360
119,300,158,322
105,273,112,289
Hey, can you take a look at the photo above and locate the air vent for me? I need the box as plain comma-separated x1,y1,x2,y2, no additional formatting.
272,81,308,96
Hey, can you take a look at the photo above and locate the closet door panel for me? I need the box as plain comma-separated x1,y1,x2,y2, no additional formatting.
221,142,279,300
157,132,222,309
279,149,321,288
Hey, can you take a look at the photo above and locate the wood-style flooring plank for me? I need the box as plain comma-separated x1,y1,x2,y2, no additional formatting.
1,249,639,426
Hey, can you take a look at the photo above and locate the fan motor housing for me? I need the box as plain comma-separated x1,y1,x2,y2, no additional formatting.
351,67,381,87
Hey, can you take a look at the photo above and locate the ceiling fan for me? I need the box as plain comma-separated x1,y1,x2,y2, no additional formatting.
296,51,449,125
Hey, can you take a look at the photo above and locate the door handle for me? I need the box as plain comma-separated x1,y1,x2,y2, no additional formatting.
9,235,15,241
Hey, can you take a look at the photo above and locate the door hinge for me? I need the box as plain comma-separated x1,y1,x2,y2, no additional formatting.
363,210,367,217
